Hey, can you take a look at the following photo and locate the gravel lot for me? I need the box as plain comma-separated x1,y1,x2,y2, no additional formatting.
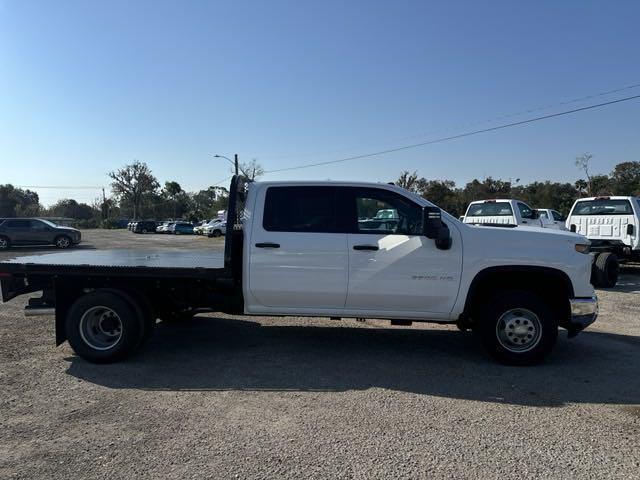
1,230,639,479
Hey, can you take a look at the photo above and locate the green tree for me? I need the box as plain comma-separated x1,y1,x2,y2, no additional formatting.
0,185,41,217
610,161,640,195
108,161,159,219
47,199,97,220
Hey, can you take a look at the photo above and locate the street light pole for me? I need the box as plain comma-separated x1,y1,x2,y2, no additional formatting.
211,153,241,176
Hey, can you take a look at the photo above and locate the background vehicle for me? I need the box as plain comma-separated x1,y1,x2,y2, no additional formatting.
537,209,568,230
0,176,596,366
172,222,194,235
156,221,174,233
463,199,544,227
205,221,226,237
0,218,81,250
193,220,210,235
566,196,640,287
132,220,158,234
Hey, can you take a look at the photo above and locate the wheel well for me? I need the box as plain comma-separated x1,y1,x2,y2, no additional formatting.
463,266,573,326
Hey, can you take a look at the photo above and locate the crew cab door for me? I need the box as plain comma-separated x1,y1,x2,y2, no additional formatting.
247,186,349,310
345,187,462,315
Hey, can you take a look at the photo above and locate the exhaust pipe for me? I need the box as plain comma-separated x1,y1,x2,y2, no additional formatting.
24,306,55,317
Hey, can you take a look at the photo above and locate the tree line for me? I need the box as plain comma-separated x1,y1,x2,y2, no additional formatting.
396,158,640,217
0,161,232,227
1,156,639,226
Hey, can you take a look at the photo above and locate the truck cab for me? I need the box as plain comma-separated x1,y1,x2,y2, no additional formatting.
463,199,544,228
566,196,640,287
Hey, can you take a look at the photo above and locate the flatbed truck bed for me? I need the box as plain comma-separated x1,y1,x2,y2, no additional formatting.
0,249,226,277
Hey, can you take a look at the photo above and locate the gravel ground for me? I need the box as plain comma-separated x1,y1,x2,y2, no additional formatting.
0,230,639,479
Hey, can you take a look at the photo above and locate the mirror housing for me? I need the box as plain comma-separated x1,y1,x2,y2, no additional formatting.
422,206,452,250
531,209,540,220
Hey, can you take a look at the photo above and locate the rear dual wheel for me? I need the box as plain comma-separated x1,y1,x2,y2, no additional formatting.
591,252,619,288
65,290,153,363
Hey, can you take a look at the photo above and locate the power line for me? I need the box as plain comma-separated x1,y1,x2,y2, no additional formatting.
264,93,640,174
260,82,640,162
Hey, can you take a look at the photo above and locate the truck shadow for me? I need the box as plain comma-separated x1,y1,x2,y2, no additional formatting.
65,316,640,407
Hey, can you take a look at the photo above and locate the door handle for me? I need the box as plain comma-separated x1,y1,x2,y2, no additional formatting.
255,242,280,248
353,245,379,251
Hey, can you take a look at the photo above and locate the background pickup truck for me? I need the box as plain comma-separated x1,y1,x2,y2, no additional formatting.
567,195,640,287
0,176,597,365
462,199,544,228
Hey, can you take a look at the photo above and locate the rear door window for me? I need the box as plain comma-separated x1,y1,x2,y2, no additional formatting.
263,186,342,233
466,202,513,216
572,199,633,215
5,219,30,228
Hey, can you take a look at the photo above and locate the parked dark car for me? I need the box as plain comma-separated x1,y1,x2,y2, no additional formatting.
132,220,158,234
0,218,81,250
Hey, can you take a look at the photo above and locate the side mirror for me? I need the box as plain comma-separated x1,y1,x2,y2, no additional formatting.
531,209,540,220
422,207,452,250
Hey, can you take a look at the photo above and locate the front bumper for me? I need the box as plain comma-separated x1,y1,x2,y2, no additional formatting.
568,296,598,334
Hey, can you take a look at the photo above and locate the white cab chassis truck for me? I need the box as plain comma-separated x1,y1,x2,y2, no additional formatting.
463,199,545,228
537,209,568,231
0,176,597,366
566,196,640,287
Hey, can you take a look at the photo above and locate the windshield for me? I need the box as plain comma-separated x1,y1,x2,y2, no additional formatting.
466,202,513,216
572,199,633,215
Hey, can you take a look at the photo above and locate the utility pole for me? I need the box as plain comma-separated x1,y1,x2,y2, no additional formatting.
234,154,239,176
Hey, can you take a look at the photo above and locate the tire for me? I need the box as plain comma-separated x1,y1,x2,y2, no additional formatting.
141,228,147,234
476,290,558,366
592,252,619,288
0,236,10,250
65,290,143,363
210,230,222,238
54,235,72,249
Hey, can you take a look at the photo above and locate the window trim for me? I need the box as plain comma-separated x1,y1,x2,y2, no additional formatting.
572,199,634,216
262,186,346,234
348,187,423,236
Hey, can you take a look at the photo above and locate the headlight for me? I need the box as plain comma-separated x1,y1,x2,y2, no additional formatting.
575,243,590,254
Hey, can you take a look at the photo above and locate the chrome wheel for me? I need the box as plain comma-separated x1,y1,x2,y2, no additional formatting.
79,306,123,351
496,308,542,353
0,237,8,249
56,236,70,248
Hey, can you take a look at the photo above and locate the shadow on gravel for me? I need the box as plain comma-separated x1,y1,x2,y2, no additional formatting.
600,272,640,293
66,316,640,407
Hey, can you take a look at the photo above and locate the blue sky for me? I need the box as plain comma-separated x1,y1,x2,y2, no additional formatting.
1,0,639,205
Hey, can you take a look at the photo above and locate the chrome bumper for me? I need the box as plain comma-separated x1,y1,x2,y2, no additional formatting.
569,296,598,331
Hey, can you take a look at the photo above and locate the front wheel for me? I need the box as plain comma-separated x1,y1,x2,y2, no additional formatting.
476,290,558,365
55,235,71,249
0,236,10,250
